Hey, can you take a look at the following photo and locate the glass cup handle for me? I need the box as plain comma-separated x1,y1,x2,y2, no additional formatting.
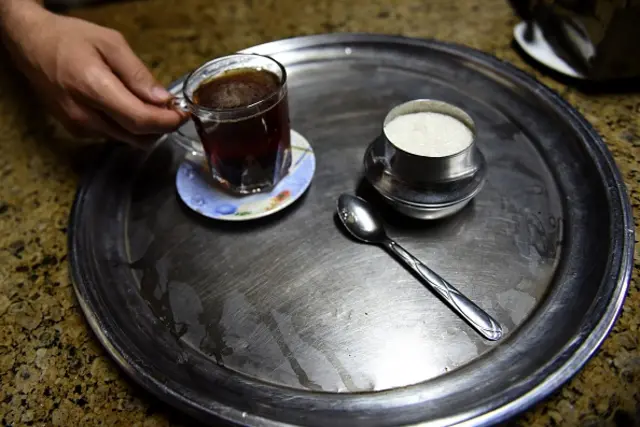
165,93,206,158
168,93,190,113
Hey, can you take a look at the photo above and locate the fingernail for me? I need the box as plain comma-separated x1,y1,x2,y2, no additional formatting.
151,85,171,102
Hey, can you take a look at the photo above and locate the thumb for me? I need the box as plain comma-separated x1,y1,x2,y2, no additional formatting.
98,32,171,104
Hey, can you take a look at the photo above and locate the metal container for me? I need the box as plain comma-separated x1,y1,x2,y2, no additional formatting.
364,100,487,220
383,99,480,184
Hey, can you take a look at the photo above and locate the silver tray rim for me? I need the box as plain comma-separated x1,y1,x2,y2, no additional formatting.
68,32,635,427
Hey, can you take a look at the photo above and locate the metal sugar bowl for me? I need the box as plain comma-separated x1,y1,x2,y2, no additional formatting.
363,99,487,220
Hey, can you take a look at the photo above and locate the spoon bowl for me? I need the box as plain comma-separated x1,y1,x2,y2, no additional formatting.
337,194,388,243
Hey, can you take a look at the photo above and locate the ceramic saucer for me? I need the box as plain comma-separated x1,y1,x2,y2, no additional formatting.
513,21,586,79
176,129,315,221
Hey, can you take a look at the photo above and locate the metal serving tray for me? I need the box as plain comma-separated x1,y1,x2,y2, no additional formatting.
69,33,634,427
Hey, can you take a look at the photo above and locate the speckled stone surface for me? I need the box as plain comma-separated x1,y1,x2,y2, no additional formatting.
0,0,638,426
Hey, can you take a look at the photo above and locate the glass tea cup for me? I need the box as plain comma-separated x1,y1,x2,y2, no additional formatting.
171,53,292,195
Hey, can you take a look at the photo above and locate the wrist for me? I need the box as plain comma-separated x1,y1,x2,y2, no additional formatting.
0,0,49,40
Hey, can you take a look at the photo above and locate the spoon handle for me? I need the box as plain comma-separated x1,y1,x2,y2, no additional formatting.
383,240,503,341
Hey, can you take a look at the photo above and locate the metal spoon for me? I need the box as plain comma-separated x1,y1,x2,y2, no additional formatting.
336,194,503,341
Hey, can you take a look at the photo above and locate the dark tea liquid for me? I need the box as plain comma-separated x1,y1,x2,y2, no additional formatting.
192,68,291,192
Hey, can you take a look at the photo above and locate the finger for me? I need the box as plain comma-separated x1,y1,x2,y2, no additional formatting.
52,97,101,138
58,97,157,147
96,31,171,105
88,109,159,148
75,59,184,135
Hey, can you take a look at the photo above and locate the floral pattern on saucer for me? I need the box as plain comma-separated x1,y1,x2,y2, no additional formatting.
176,130,315,221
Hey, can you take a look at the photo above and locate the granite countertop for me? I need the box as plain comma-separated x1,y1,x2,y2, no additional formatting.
0,0,638,426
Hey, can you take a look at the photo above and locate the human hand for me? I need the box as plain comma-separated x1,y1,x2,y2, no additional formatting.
1,1,186,147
